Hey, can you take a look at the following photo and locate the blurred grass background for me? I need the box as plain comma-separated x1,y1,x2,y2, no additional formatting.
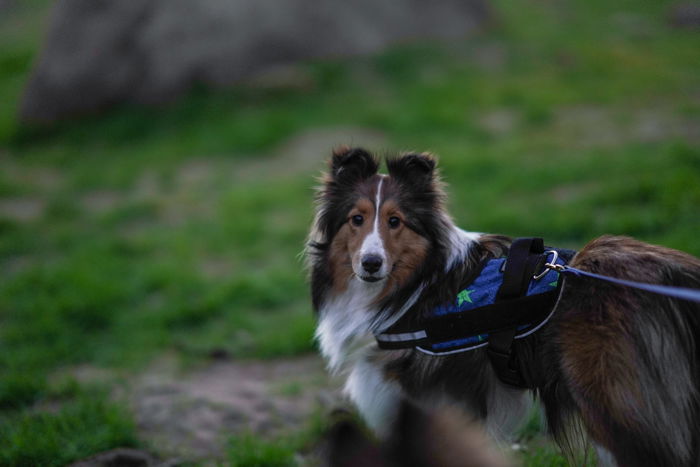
0,0,699,465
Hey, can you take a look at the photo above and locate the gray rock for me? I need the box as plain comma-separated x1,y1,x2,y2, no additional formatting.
68,448,157,467
19,0,492,124
669,3,700,28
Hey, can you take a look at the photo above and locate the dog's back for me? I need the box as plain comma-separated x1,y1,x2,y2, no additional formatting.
547,235,700,466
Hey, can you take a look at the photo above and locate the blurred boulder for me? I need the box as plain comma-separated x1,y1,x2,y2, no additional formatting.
19,0,492,124
69,448,159,467
669,3,700,28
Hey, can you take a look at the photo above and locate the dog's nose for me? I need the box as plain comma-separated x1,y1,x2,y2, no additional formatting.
362,255,383,274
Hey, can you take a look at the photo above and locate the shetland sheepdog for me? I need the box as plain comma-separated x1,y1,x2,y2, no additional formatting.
324,400,512,467
306,147,700,466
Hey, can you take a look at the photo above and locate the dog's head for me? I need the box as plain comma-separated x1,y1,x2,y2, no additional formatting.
309,147,447,299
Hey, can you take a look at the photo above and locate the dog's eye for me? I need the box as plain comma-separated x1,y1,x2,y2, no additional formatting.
388,216,401,229
351,215,364,226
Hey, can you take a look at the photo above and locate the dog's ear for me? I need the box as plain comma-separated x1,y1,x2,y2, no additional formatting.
329,146,379,185
387,152,436,187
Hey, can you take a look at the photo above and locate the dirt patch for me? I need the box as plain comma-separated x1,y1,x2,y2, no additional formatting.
274,126,387,173
140,126,387,228
552,105,700,148
469,42,508,72
0,152,65,192
549,181,599,203
477,104,700,146
0,197,45,222
198,256,235,280
478,108,519,136
234,126,388,181
170,126,386,190
81,190,124,214
176,159,220,191
2,254,34,278
68,448,162,467
131,354,342,460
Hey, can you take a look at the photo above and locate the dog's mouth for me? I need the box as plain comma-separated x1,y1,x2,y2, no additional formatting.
358,275,384,283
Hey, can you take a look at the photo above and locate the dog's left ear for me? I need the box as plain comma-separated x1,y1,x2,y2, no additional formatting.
387,152,437,187
329,146,379,185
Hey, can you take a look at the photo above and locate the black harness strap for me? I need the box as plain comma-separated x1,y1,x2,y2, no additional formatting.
487,238,545,388
486,327,522,386
423,292,556,343
496,237,544,300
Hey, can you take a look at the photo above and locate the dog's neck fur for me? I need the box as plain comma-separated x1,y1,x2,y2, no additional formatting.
315,277,385,373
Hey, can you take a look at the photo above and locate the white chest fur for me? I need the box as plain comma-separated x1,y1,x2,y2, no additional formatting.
315,278,383,372
315,279,403,433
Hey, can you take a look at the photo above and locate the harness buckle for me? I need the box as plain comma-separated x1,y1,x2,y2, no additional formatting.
533,250,561,280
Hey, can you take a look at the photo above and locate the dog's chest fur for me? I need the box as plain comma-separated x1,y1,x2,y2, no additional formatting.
315,279,407,433
315,279,383,372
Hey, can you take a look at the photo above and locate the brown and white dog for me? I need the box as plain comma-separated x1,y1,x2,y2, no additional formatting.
306,148,700,466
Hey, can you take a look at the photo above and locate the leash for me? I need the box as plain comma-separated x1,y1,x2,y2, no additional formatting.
543,263,700,304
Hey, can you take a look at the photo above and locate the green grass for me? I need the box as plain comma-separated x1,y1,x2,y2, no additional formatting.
228,410,328,467
0,392,139,466
513,408,594,466
229,433,299,467
1,0,699,464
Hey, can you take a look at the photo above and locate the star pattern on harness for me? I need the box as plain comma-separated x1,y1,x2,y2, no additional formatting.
457,289,474,306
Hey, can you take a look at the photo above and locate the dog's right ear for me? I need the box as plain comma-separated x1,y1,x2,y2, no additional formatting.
329,146,379,185
387,152,436,188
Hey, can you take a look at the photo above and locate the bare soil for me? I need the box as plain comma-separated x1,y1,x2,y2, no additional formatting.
130,354,342,460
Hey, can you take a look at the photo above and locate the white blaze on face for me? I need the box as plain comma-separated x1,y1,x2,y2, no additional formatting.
358,176,388,279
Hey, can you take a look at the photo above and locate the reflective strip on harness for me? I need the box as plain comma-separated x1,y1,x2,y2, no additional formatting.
375,330,427,343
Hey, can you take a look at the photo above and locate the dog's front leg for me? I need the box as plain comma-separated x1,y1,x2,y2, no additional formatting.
344,357,403,436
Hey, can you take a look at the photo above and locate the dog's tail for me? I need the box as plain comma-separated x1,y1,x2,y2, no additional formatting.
553,235,700,466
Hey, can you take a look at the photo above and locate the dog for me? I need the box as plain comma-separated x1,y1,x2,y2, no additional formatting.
323,400,512,467
306,147,700,466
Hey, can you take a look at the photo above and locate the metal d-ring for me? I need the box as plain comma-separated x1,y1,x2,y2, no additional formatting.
533,250,559,280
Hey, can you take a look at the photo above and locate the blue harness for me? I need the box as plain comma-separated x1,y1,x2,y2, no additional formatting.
375,238,576,388
428,254,565,351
